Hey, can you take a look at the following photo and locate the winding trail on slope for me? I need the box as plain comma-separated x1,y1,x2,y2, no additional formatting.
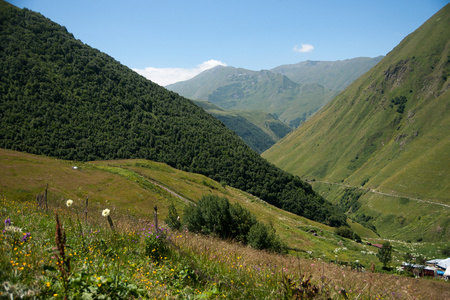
129,168,196,206
309,181,450,209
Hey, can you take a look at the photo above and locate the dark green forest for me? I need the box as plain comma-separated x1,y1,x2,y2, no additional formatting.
0,1,346,227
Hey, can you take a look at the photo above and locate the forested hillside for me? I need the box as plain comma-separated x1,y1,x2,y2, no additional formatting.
0,1,346,226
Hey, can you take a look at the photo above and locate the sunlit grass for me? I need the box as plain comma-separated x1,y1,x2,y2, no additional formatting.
1,198,449,299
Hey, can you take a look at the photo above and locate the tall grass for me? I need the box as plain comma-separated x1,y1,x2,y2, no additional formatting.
1,197,449,299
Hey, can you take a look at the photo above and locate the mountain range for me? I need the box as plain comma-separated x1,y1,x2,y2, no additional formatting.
263,3,450,242
168,66,337,128
167,57,382,127
271,56,384,92
167,57,382,151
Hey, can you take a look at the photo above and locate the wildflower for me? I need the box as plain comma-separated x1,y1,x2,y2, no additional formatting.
102,209,110,217
4,225,22,233
4,218,11,226
21,232,31,242
66,199,73,207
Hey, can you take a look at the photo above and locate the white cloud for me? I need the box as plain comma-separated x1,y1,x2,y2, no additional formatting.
132,59,227,86
293,44,314,53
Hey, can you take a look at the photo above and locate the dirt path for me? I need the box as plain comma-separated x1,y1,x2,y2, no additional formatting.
129,168,196,206
148,177,196,205
310,181,450,209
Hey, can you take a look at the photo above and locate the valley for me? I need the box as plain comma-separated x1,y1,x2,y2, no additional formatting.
0,0,449,298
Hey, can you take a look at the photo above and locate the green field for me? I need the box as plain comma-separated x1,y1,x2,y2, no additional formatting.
1,149,449,298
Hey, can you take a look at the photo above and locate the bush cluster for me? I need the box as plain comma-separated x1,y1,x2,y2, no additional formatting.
335,226,361,242
144,229,171,261
177,195,286,253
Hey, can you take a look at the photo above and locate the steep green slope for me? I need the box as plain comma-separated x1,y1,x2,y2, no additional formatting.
0,1,346,227
271,56,383,91
11,148,447,279
167,66,337,127
193,100,292,153
263,4,450,241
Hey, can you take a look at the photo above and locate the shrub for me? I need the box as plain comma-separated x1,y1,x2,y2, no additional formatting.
183,203,204,233
144,230,170,261
183,195,233,238
377,241,393,269
247,222,287,253
441,246,450,256
361,178,369,186
280,274,319,299
67,272,143,299
229,202,257,243
335,226,354,239
183,195,286,252
165,203,181,230
353,232,362,243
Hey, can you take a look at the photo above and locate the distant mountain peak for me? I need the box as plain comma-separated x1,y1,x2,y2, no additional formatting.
271,56,384,91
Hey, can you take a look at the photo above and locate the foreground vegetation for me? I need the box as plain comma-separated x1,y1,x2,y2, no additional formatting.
1,197,449,299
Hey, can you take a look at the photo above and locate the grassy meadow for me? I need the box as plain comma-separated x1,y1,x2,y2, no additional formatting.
1,149,450,298
2,197,450,299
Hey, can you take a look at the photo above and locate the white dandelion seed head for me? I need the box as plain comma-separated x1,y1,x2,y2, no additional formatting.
102,209,110,217
5,226,22,233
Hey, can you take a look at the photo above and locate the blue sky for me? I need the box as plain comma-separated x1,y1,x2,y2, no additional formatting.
6,0,448,85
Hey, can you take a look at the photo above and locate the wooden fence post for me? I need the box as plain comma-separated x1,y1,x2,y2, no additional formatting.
45,183,48,211
107,215,115,231
84,196,89,223
154,205,158,232
36,194,42,209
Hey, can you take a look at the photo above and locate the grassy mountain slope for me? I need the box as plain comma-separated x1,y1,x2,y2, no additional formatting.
263,4,450,242
271,56,383,91
0,148,416,260
167,66,337,127
2,149,449,299
0,1,346,226
193,100,292,153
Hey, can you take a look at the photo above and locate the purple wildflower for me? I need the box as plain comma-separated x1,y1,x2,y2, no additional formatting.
5,218,11,226
21,232,31,242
